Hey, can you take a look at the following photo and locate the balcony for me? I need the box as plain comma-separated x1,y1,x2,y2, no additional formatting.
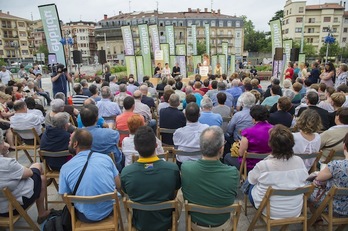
1,25,12,29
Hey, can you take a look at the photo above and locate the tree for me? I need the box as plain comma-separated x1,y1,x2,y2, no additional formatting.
197,41,206,55
242,15,272,52
269,10,284,24
36,45,49,59
292,41,317,57
319,41,341,59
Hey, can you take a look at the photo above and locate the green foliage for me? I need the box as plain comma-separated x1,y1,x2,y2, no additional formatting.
0,58,6,67
111,66,127,73
319,41,341,58
269,10,284,24
255,65,273,71
292,41,317,57
242,15,272,52
36,45,49,60
197,41,206,55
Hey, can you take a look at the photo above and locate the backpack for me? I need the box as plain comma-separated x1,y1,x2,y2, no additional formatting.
41,210,64,231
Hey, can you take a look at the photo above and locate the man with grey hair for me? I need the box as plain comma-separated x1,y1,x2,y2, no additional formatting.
40,112,71,170
181,126,239,230
54,92,79,124
80,79,92,97
133,90,157,132
45,98,76,133
96,86,121,127
0,65,13,85
72,83,89,106
198,97,222,126
114,84,130,109
140,84,155,109
159,94,186,145
109,75,119,96
212,82,234,107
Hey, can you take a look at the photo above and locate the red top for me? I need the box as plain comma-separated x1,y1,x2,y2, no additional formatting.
285,67,294,80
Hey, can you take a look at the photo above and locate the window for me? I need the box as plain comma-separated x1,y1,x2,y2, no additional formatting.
172,21,177,26
227,21,232,27
324,17,331,22
322,27,329,32
179,21,183,26
296,17,303,23
286,10,288,15
236,21,240,27
160,32,164,36
332,28,337,33
219,21,224,27
308,28,315,33
334,17,338,23
211,21,216,27
308,18,315,23
295,28,302,33
284,29,289,34
159,21,164,27
345,18,348,23
307,38,313,43
195,20,200,26
165,21,171,25
289,9,292,14
343,37,347,42
344,28,348,33
187,20,192,26
286,19,289,24
299,7,304,13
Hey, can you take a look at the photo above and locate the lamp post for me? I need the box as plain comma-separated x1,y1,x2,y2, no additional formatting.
324,27,335,63
60,30,74,74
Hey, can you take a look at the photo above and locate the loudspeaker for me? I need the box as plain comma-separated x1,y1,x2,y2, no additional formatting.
274,47,283,61
290,48,300,62
72,50,83,64
98,50,107,64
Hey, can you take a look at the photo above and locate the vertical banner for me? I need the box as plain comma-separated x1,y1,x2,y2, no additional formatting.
125,56,137,80
170,56,176,71
191,25,197,55
38,4,66,66
222,42,228,73
283,39,293,64
149,25,160,54
136,56,144,83
204,24,210,56
177,56,187,77
230,54,236,74
165,25,175,55
269,19,283,59
176,44,186,56
193,55,202,74
160,43,170,64
298,53,306,64
121,25,135,55
138,24,152,77
211,55,217,75
218,54,226,75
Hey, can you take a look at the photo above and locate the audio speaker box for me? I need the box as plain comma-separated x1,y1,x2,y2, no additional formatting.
98,50,107,64
274,47,283,61
72,50,83,64
290,48,300,62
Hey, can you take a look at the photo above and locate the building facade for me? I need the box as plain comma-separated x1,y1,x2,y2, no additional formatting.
283,0,345,51
0,10,34,62
95,8,244,63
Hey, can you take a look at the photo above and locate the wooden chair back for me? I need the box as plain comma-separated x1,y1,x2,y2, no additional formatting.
11,128,41,163
248,185,314,231
294,151,323,173
0,187,39,231
222,116,232,123
123,198,178,231
185,201,241,231
63,191,123,231
132,151,169,163
239,152,270,182
308,186,348,231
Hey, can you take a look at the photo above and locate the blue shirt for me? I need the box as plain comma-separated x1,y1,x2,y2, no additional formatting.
226,87,242,108
261,95,280,107
52,73,68,96
182,93,203,108
59,150,118,221
84,126,122,163
96,99,121,123
212,90,234,108
227,108,253,141
198,111,223,126
77,115,105,128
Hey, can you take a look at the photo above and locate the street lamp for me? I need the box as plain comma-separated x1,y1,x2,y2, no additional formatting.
324,27,335,63
60,30,74,73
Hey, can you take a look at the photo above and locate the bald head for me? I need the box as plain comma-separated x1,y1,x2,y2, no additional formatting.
133,90,142,99
139,84,148,94
83,98,96,106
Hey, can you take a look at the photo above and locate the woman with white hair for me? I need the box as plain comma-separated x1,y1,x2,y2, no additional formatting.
335,63,348,89
282,79,295,100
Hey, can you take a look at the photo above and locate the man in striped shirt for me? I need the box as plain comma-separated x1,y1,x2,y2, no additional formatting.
72,83,88,107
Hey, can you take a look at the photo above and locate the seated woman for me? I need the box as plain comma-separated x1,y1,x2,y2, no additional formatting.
293,109,322,171
122,114,164,166
248,125,309,219
309,132,348,216
225,105,272,170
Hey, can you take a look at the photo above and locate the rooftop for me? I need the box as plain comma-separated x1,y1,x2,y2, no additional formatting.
306,3,345,10
0,10,31,21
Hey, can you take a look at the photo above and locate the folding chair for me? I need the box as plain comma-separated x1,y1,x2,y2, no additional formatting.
63,190,124,231
11,128,41,163
102,115,117,129
173,150,202,163
123,198,178,231
322,149,336,164
248,185,315,231
159,128,177,160
39,150,72,209
239,151,270,216
131,151,169,163
222,116,232,123
185,200,241,231
308,186,348,231
294,151,323,173
0,187,39,231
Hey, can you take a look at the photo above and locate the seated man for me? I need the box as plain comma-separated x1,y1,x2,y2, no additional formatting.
96,86,121,127
261,85,281,109
181,126,239,229
0,127,50,223
59,129,120,222
173,102,209,168
72,83,89,106
80,104,122,170
10,100,45,144
77,98,107,128
121,126,181,231
198,97,222,127
45,99,75,133
40,112,71,170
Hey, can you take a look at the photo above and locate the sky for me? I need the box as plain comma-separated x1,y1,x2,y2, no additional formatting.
0,0,346,31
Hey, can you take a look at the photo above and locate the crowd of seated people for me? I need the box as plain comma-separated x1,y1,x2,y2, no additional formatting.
0,62,347,230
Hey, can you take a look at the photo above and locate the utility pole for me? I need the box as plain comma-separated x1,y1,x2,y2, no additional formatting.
156,1,159,11
211,0,213,10
129,1,131,12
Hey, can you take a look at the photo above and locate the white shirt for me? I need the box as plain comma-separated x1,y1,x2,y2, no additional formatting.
292,132,321,171
27,109,44,118
10,112,45,139
248,155,308,219
134,99,152,122
0,70,12,85
342,95,348,107
122,134,164,166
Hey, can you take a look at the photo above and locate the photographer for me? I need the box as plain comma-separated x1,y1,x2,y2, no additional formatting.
51,64,72,97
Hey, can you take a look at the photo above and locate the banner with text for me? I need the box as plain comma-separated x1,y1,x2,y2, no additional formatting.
176,44,186,56
193,55,202,74
138,24,152,77
136,56,144,83
165,25,175,55
121,25,135,56
125,56,137,80
160,43,170,65
170,56,176,71
211,55,217,75
204,24,210,56
298,53,306,65
218,54,226,75
38,4,66,66
270,19,283,60
230,54,236,74
283,39,293,64
149,25,160,54
222,42,228,74
176,56,187,77
191,25,197,55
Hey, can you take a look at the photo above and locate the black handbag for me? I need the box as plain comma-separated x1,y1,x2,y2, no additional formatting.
61,151,93,231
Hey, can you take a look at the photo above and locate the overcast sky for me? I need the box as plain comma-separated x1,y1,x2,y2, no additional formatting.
1,0,345,31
